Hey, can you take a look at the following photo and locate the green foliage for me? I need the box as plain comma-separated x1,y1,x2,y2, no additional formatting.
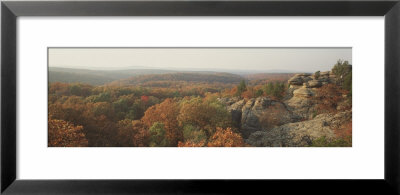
127,99,145,120
92,102,112,117
147,96,160,106
236,80,247,97
178,97,232,136
332,59,352,98
48,68,351,147
182,124,208,144
255,89,264,97
332,60,352,84
116,119,135,146
264,83,274,95
173,91,181,97
343,73,352,97
207,99,232,131
263,82,285,99
113,98,129,113
314,71,320,79
312,110,318,119
310,136,352,147
112,98,130,120
87,92,111,103
332,60,351,76
70,85,82,96
149,122,169,147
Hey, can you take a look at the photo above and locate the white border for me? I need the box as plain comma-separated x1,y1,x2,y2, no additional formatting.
17,17,384,179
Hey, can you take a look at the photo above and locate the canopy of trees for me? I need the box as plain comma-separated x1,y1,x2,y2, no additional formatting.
49,82,251,147
48,62,351,147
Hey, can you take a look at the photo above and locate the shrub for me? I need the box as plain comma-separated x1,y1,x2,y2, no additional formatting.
263,82,285,99
314,71,320,79
314,84,344,113
343,73,352,97
255,89,264,97
332,60,352,86
310,136,351,147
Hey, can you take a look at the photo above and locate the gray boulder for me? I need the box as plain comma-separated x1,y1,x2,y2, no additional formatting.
220,97,295,138
292,87,314,98
288,76,303,85
307,80,322,88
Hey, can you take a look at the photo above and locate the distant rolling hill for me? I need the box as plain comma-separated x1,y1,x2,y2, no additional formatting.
48,67,177,85
109,72,244,86
49,67,295,86
244,73,296,81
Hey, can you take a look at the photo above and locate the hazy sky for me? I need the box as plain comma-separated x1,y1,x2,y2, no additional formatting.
49,48,352,72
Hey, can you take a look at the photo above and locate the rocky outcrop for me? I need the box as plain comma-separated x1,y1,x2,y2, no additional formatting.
288,73,312,85
246,111,351,147
218,71,349,147
289,71,333,88
307,80,322,88
219,97,295,138
292,87,314,98
285,71,336,119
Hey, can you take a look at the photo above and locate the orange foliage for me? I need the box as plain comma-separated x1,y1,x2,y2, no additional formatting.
178,99,212,133
177,97,232,136
48,118,88,147
334,120,352,139
207,127,245,147
116,119,149,147
131,120,149,147
177,140,206,147
241,87,255,99
141,98,182,145
260,105,287,129
49,82,70,96
228,87,238,97
314,84,345,113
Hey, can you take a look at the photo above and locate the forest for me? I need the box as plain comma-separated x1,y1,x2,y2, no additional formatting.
48,61,352,147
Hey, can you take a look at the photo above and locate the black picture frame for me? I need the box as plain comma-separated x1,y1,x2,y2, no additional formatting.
1,0,399,194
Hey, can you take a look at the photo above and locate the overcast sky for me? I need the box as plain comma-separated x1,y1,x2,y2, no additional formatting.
49,48,352,72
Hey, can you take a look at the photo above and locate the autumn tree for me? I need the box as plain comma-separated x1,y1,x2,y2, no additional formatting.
48,96,86,126
112,97,133,120
207,127,245,147
48,118,88,147
49,82,71,96
116,119,149,147
87,92,111,103
148,122,169,147
241,87,255,99
177,140,206,147
179,124,207,147
131,120,149,146
142,98,182,146
178,97,232,137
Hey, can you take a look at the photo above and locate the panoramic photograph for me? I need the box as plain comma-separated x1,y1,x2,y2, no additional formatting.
48,48,352,147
